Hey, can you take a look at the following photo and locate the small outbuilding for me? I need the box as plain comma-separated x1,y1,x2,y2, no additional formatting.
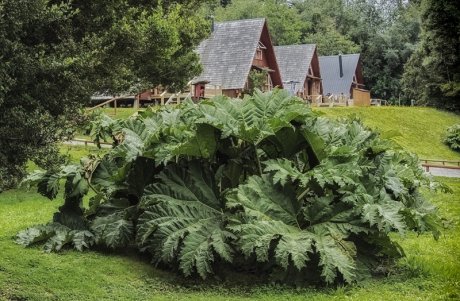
319,54,370,106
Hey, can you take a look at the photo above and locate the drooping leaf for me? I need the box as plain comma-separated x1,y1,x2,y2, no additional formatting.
16,223,95,252
313,227,357,284
137,162,235,279
91,212,134,248
228,174,357,283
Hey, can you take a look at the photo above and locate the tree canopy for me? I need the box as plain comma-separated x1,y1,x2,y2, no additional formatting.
402,0,460,110
0,0,210,190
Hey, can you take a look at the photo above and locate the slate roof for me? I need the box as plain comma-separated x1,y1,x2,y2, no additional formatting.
194,19,266,90
319,54,360,96
274,44,317,93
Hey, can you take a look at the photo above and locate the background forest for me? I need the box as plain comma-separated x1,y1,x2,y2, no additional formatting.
207,0,459,110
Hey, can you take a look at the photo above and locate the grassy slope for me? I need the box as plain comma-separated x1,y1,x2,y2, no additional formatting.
315,107,460,160
1,178,459,301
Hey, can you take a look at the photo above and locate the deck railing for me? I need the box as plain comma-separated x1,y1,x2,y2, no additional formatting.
420,159,460,172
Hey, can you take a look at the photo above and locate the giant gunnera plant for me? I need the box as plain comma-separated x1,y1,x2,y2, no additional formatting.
17,90,442,284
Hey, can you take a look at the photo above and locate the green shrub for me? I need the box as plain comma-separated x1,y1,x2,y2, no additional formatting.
17,90,443,285
444,124,460,151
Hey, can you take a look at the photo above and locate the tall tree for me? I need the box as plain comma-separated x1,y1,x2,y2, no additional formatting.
302,15,360,55
0,0,210,190
292,0,360,55
363,3,421,101
402,0,460,110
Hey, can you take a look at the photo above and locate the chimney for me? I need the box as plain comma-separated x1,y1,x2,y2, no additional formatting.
339,54,343,78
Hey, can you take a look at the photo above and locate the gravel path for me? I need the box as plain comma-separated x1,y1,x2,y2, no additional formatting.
425,166,460,178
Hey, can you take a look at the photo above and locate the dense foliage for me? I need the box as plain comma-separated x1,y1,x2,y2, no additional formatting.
0,0,210,190
444,125,460,151
402,0,460,110
18,91,441,284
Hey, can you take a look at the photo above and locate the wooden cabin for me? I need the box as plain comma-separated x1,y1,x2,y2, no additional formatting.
192,18,283,98
274,44,322,102
318,54,370,106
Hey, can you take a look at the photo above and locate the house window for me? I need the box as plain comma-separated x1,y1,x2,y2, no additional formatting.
255,48,263,60
265,73,273,91
255,41,266,61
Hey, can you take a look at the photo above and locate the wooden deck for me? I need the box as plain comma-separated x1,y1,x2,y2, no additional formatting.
88,85,223,110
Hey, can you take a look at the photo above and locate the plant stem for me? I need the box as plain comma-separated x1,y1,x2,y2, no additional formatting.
297,187,310,201
253,144,263,175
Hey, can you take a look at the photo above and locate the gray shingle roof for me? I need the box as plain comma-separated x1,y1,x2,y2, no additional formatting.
319,54,360,96
274,44,316,93
194,19,266,90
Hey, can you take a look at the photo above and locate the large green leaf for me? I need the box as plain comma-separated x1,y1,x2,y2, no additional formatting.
16,223,94,252
228,174,357,283
137,162,235,279
170,123,217,159
198,89,314,145
228,174,300,226
91,211,134,248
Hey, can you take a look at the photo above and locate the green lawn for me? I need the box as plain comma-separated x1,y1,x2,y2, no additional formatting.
100,107,138,119
314,106,460,160
1,178,459,301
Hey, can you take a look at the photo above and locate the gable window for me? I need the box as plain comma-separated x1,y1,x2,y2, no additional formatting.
255,41,267,60
256,48,263,60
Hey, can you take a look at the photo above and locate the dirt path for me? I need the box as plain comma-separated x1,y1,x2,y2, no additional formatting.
426,166,460,178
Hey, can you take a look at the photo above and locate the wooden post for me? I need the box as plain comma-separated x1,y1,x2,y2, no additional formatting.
177,94,181,105
114,99,117,116
134,94,140,109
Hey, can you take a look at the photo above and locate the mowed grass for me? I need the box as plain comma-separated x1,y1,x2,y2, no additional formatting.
1,178,459,301
314,106,460,160
100,107,138,119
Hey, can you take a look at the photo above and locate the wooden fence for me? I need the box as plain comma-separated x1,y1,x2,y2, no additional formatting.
420,159,460,172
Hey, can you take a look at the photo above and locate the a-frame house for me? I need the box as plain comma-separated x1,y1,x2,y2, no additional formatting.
319,53,370,106
193,18,283,98
274,44,322,101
